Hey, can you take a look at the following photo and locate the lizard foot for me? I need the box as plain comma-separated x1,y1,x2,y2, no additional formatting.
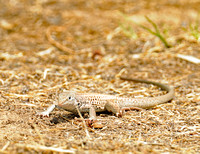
118,107,144,117
36,111,50,117
75,117,103,128
36,105,56,118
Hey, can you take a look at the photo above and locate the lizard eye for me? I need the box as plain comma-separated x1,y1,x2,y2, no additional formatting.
68,96,72,100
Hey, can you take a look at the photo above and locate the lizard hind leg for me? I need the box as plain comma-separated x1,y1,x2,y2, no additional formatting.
105,101,121,117
105,101,144,117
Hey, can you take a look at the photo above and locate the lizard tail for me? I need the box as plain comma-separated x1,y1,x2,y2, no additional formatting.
120,76,175,108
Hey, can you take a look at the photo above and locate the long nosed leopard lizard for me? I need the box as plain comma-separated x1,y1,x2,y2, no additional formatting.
37,77,174,118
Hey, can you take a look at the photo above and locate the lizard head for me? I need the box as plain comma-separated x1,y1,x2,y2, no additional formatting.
57,91,78,113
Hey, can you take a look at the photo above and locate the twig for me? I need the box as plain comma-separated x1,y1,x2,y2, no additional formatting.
16,144,75,153
46,26,74,54
76,106,91,139
176,54,200,64
31,123,45,145
1,141,10,151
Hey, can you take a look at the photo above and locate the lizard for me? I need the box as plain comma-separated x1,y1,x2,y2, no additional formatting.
37,76,174,118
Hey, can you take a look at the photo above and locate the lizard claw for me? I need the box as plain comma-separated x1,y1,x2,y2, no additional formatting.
116,110,123,117
86,119,104,129
75,117,104,128
36,105,56,118
85,119,96,128
116,110,123,118
36,111,50,117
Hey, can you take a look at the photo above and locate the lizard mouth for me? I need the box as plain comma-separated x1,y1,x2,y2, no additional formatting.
57,102,77,113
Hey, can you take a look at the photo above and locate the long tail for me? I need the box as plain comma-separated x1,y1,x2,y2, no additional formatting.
120,77,174,108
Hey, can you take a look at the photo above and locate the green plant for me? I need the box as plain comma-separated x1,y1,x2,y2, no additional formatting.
119,23,138,39
120,13,171,48
189,20,200,41
138,16,171,48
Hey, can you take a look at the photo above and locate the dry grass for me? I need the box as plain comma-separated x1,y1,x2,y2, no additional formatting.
0,0,199,153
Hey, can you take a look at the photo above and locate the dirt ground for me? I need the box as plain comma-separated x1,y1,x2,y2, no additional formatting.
0,0,199,153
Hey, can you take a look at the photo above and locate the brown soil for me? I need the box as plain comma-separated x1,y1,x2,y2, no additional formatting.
0,0,199,153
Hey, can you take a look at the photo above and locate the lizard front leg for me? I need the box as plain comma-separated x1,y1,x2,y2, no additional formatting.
86,106,97,127
75,105,102,128
36,104,56,117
